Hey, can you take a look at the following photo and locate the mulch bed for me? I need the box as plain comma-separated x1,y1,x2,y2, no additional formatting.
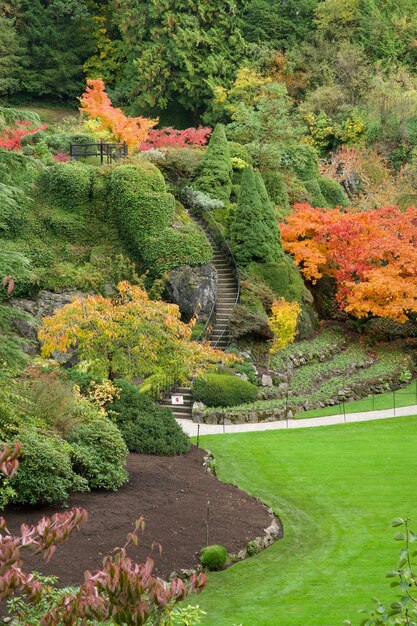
4,447,272,585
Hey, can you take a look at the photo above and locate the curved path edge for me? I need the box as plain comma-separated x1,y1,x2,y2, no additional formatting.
177,404,417,436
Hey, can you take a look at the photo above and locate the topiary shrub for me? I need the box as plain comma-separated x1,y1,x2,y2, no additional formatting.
9,428,89,505
39,161,96,212
261,170,290,217
111,162,176,257
142,225,212,275
193,373,258,408
110,380,191,455
230,167,283,266
304,179,326,207
318,175,349,207
193,124,232,202
199,544,228,571
68,418,128,491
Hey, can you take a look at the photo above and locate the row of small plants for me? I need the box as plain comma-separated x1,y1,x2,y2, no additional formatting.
271,327,347,371
199,347,412,417
261,343,373,400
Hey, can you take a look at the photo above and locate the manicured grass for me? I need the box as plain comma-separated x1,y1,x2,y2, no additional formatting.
192,416,417,625
16,103,79,126
296,379,417,419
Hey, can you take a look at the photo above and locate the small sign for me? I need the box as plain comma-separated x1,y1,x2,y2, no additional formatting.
171,395,184,405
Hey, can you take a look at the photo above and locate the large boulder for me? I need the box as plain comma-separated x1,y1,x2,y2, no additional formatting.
166,264,216,322
8,290,82,364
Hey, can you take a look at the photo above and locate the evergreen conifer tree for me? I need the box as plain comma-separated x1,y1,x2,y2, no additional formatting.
0,8,24,96
230,167,283,266
194,124,232,203
254,169,283,260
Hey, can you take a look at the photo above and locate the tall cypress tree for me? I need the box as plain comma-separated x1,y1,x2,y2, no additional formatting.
194,124,233,203
254,169,283,260
230,167,282,266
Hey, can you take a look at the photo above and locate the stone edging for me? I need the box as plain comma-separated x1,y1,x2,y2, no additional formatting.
168,451,282,580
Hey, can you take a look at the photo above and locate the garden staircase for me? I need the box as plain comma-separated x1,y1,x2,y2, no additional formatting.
161,212,240,420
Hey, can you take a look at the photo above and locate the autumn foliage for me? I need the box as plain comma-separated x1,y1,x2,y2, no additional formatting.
39,281,235,392
140,126,212,151
268,298,301,353
0,120,48,150
281,203,417,322
0,443,206,625
79,79,157,150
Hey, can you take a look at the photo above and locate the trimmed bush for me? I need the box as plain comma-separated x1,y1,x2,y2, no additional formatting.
39,161,95,212
111,162,175,256
318,175,349,207
142,225,212,275
193,373,258,408
194,124,232,202
200,544,228,571
68,418,128,491
230,167,282,266
304,179,326,207
261,170,290,214
228,141,252,164
110,380,191,455
10,428,88,505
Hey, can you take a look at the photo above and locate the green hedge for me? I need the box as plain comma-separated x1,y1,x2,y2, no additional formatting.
111,162,176,257
39,162,95,212
110,380,191,455
193,373,258,408
142,225,212,275
68,418,128,491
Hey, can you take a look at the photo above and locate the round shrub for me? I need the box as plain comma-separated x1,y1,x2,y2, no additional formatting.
110,380,191,455
200,545,228,571
318,175,349,208
40,161,95,212
193,373,258,408
68,418,128,490
304,179,326,207
10,428,88,505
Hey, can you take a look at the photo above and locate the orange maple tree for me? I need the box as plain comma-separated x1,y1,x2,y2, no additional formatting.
38,281,235,393
281,203,417,322
79,79,158,150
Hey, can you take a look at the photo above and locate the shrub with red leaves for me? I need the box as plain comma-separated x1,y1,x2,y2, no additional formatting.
140,126,211,151
0,120,48,151
0,442,207,625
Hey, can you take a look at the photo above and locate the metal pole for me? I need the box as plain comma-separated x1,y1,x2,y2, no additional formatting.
393,390,396,417
195,424,200,461
372,393,375,411
222,416,225,434
342,401,346,423
100,140,103,165
206,500,210,547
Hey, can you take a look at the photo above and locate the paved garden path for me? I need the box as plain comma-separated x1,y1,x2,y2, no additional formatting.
177,403,417,436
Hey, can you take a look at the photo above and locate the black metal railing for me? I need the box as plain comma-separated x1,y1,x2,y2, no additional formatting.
189,206,241,347
70,141,128,164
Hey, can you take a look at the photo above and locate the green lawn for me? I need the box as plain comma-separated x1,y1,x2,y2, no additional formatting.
193,416,417,626
296,379,417,419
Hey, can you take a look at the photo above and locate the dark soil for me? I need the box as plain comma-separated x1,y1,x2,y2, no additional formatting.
5,447,271,585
